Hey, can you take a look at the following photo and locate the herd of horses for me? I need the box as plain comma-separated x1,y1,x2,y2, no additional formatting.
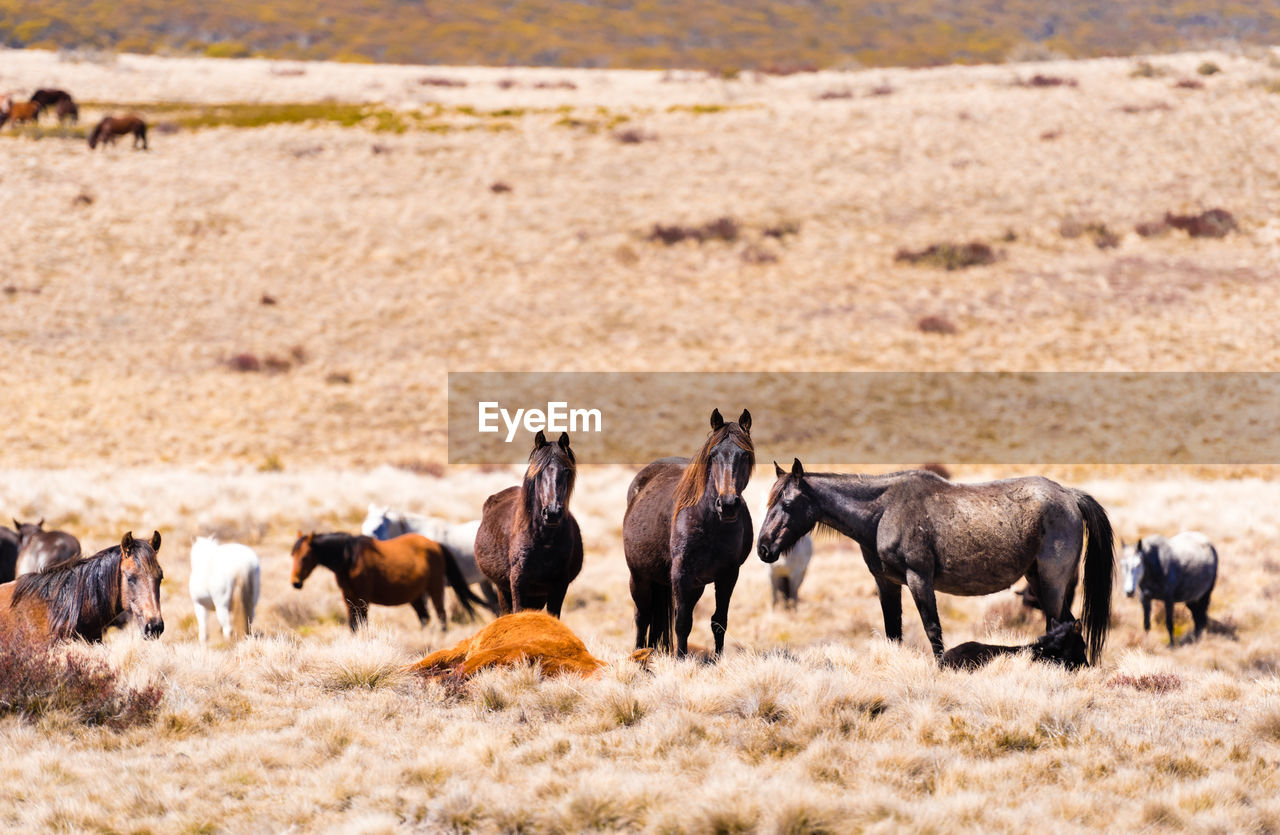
0,86,148,149
0,409,1222,680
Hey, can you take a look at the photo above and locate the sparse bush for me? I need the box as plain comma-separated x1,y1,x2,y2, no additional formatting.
1135,219,1169,237
1197,61,1222,76
418,76,466,88
227,353,261,372
1107,672,1182,693
763,220,801,239
917,315,958,335
326,371,353,384
0,626,163,729
1118,102,1172,113
817,89,854,100
647,216,741,245
895,241,996,270
1020,74,1078,88
1130,61,1167,78
868,83,894,96
260,293,277,306
741,244,778,265
532,80,577,90
1061,220,1120,249
1165,208,1237,238
1174,78,1205,89
490,181,513,193
613,127,656,144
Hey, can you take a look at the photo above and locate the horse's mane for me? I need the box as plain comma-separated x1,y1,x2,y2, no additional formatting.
516,441,576,528
672,423,754,518
304,532,368,572
10,547,122,639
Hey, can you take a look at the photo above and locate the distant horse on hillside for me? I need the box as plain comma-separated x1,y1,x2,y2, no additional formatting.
14,518,81,575
941,618,1089,671
475,431,583,616
29,89,77,124
624,409,755,657
1122,532,1218,647
758,460,1114,664
362,506,499,616
0,531,164,643
190,536,260,645
88,115,147,149
291,531,461,631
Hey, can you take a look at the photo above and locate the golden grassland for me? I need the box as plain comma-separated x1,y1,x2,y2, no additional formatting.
2,47,1280,830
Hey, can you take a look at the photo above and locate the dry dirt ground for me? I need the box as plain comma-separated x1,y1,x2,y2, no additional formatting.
2,47,1280,832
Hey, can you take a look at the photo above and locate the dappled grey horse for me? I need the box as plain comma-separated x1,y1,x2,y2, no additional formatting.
1122,532,1218,647
757,461,1115,663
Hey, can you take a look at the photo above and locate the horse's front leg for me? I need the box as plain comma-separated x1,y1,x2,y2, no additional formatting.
673,578,705,658
874,575,903,641
1164,595,1177,647
546,578,568,619
710,564,740,657
905,568,944,660
1141,594,1152,631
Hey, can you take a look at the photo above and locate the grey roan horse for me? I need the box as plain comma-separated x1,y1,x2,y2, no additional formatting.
1122,532,1218,647
757,461,1115,663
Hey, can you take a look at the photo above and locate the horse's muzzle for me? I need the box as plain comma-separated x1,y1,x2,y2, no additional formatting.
142,619,164,640
757,542,779,564
292,580,303,590
715,495,741,522
541,507,564,527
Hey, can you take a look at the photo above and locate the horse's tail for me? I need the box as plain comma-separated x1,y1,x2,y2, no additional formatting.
442,547,486,621
235,562,259,639
650,580,674,652
1075,491,1115,664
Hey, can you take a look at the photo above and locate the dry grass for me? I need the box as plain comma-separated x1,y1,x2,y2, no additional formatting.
2,45,1280,829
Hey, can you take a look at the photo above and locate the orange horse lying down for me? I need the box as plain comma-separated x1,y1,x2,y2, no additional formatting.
408,611,649,679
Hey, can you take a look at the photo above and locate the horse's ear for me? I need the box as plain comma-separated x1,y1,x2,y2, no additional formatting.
710,409,724,431
1072,619,1083,634
738,409,751,434
533,430,548,449
150,531,162,552
774,460,785,478
791,458,804,477
557,432,571,450
121,531,135,552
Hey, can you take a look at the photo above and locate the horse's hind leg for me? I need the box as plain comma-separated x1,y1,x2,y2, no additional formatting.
194,603,210,647
905,569,944,659
875,576,903,641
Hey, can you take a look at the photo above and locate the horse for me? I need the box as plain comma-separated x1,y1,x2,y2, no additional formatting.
406,611,635,680
761,497,813,609
361,505,499,615
624,408,755,657
189,536,260,645
475,431,583,616
758,460,1114,664
29,89,76,124
13,518,81,575
2,100,41,128
291,531,466,631
0,531,164,643
0,524,18,584
1121,532,1218,647
88,115,147,150
941,618,1088,671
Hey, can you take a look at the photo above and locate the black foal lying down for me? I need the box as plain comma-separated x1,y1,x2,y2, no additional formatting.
941,619,1088,671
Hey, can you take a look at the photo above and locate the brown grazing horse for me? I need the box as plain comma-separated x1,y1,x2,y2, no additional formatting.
88,115,147,150
14,518,81,575
0,531,164,643
407,611,633,679
291,532,459,630
2,100,40,128
475,431,583,616
623,409,755,657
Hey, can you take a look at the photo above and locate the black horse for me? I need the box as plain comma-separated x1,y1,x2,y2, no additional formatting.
758,461,1114,664
29,89,77,124
474,431,583,616
941,619,1089,671
0,523,17,583
623,409,754,657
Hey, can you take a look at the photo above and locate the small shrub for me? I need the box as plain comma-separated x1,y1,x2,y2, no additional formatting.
532,80,577,90
1135,219,1169,237
763,220,801,239
741,244,778,265
816,89,853,100
895,241,996,270
1197,61,1221,76
868,83,894,97
1165,208,1237,238
227,353,261,372
1130,61,1167,78
418,76,466,88
258,454,284,473
613,127,656,144
1040,129,1062,140
326,371,353,385
917,315,958,335
496,78,517,90
1107,672,1182,693
490,181,513,193
1118,102,1172,114
1174,78,1205,90
0,626,164,729
259,293,277,306
1062,221,1120,249
647,216,740,245
1021,74,1077,88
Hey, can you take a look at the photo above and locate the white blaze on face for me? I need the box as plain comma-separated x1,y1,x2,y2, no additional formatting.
1121,552,1142,596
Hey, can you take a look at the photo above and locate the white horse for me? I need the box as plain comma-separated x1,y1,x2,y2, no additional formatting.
1121,532,1218,646
189,536,261,646
361,505,499,613
760,499,814,609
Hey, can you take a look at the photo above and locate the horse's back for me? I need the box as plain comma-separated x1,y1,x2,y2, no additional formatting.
16,532,81,576
476,487,521,575
1161,532,1218,600
623,458,685,576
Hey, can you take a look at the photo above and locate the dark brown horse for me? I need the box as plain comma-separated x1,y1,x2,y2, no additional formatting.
291,532,460,630
623,409,755,657
758,461,1114,663
475,431,583,616
0,531,164,643
14,518,81,576
88,115,147,150
29,89,76,124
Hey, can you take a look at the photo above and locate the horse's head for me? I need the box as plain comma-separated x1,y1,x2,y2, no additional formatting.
1032,618,1088,670
674,409,754,523
525,431,576,527
120,530,164,639
361,504,391,538
758,458,819,564
13,517,44,547
1120,539,1142,597
291,532,318,588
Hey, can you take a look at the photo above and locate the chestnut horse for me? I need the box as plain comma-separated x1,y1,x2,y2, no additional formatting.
13,518,81,575
407,611,619,680
0,531,164,643
1,100,40,128
291,532,459,630
623,409,755,657
475,431,583,616
88,115,147,150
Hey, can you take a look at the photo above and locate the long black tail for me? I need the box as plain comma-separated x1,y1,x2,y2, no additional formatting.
441,548,488,621
1076,491,1115,664
650,580,673,652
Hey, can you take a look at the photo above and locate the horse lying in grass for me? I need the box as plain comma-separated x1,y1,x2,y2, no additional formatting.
407,611,647,679
0,531,163,643
940,619,1089,671
190,536,260,645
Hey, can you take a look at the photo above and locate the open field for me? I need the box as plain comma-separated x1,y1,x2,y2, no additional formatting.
3,47,1280,830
